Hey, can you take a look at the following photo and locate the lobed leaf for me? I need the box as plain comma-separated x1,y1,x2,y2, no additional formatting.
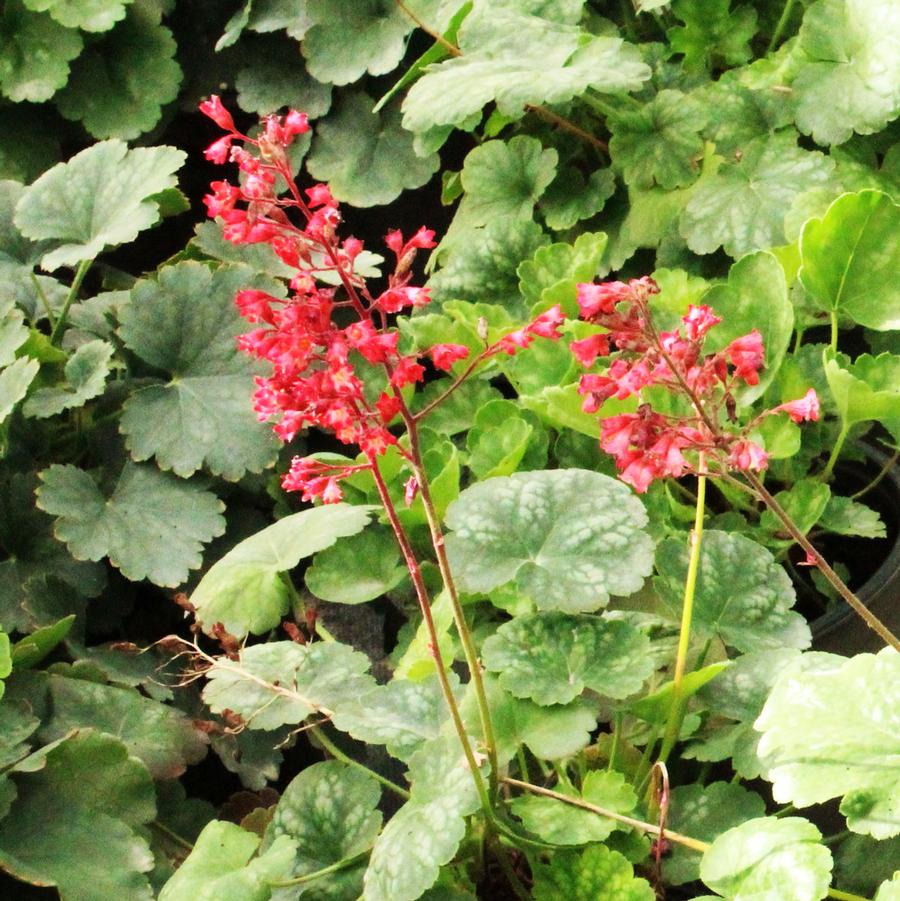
23,339,113,418
532,844,655,900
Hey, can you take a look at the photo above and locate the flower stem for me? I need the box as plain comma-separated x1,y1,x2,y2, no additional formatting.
830,311,839,351
268,851,369,887
821,422,850,482
49,258,91,346
743,469,900,651
658,472,707,764
767,0,798,52
827,890,872,901
851,450,899,500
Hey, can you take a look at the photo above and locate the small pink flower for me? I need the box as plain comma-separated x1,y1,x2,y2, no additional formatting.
306,184,336,209
404,476,419,506
728,439,769,472
199,95,235,131
430,343,470,371
570,333,610,368
527,305,565,339
682,304,721,341
284,110,310,136
204,136,233,164
390,356,426,388
774,388,820,423
725,330,765,385
577,281,632,319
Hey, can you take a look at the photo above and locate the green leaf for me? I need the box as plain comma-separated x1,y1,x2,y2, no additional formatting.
532,844,655,901
512,771,637,845
305,525,406,605
0,630,10,700
630,662,729,726
302,0,411,85
14,139,185,271
665,782,766,885
824,351,900,428
759,478,831,537
540,167,616,231
332,674,452,761
36,461,225,587
0,730,156,901
445,469,654,613
0,2,83,103
23,339,113,417
667,0,756,71
654,530,810,652
700,817,832,901
118,262,281,480
791,0,900,146
0,356,39,425
680,133,834,258
56,5,182,140
22,0,132,32
364,733,487,901
235,55,332,118
799,190,900,331
756,648,900,838
877,874,900,901
159,820,295,901
609,90,708,190
482,611,654,705
819,495,886,538
191,504,373,637
10,614,74,668
203,640,376,730
401,5,649,133
262,760,380,896
307,92,439,207
701,251,793,402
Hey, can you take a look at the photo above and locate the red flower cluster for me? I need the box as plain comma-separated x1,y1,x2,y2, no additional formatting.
200,97,564,502
572,278,818,493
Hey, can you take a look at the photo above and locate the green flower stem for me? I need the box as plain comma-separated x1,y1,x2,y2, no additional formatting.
743,469,900,651
607,712,623,772
309,725,410,801
851,450,900,500
49,258,91,346
403,411,500,799
368,458,493,816
827,890,871,901
821,422,850,481
830,311,840,351
150,819,193,853
268,850,369,888
767,0,798,52
580,92,625,122
658,472,707,765
29,273,56,330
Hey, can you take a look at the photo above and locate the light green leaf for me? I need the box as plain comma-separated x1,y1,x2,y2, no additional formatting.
609,89,708,190
332,674,452,761
307,92,439,207
756,648,900,838
203,640,376,730
118,262,280,480
394,589,456,681
667,0,756,71
55,5,182,140
791,0,900,146
654,530,810,652
23,339,113,418
10,615,74,669
445,469,654,613
532,844,655,901
0,2,83,103
302,0,411,85
540,167,616,231
824,351,900,428
0,631,9,700
0,730,156,901
630,662,729,726
681,133,834,258
235,55,332,117
876,873,900,901
702,251,793,402
14,139,185,271
263,761,381,895
819,495,886,538
36,461,225,587
666,782,767,885
482,611,654,705
0,356,39,425
159,820,295,901
192,504,374,637
799,190,900,331
22,0,133,32
401,5,649,133
512,771,637,845
700,817,832,901
759,478,831,537
248,0,312,39
305,525,406,605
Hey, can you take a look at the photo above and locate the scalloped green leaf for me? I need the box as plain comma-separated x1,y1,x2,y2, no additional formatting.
482,611,653,705
876,874,900,901
680,133,834,258
512,770,637,846
262,760,381,894
191,504,374,637
445,469,654,613
791,0,900,146
307,92,439,207
0,631,10,700
799,190,900,331
655,530,809,652
14,140,185,271
22,0,132,32
0,2,83,103
159,820,295,901
235,55,332,117
203,640,376,730
118,262,280,480
532,844,655,901
823,351,900,428
402,5,650,133
540,167,616,231
0,356,39,425
667,0,756,72
700,817,832,901
0,730,156,901
819,495,885,539
23,339,113,418
35,461,225,587
756,648,900,838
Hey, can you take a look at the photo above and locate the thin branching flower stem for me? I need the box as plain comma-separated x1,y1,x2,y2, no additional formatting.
49,258,91,345
268,851,369,888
